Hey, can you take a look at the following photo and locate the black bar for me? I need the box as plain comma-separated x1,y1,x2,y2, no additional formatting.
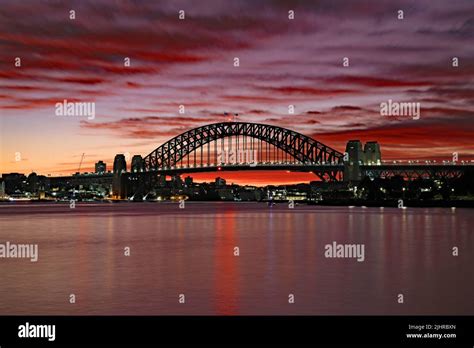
0,316,472,346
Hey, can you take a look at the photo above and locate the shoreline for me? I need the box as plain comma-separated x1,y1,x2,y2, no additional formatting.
1,199,473,208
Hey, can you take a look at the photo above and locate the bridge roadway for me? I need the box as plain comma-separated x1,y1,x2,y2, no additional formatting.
149,162,341,174
141,162,473,180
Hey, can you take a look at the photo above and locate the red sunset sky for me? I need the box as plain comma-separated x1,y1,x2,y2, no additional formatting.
0,0,473,185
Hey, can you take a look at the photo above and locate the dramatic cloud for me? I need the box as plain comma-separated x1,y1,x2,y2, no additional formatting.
0,0,473,183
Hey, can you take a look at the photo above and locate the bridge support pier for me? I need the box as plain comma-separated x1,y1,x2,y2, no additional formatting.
344,140,363,182
343,140,381,183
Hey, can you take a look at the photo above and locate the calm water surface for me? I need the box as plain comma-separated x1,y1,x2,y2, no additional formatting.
0,202,472,315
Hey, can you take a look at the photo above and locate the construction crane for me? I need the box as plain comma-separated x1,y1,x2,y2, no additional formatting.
78,153,85,173
72,153,85,199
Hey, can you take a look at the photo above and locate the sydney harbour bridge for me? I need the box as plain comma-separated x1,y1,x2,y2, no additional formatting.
108,121,472,198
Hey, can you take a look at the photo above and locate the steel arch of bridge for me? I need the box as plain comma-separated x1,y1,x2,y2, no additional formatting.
143,122,344,176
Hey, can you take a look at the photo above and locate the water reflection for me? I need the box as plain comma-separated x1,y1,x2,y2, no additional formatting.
0,203,472,315
214,210,238,315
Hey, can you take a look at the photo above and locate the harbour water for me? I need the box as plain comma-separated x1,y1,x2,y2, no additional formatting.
0,202,472,315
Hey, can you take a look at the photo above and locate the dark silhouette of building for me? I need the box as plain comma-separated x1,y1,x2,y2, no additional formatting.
0,179,5,199
1,173,27,194
26,172,48,193
215,177,226,187
184,176,193,187
171,175,183,188
95,160,106,174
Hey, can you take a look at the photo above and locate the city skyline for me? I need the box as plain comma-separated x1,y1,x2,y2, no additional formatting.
1,0,473,185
